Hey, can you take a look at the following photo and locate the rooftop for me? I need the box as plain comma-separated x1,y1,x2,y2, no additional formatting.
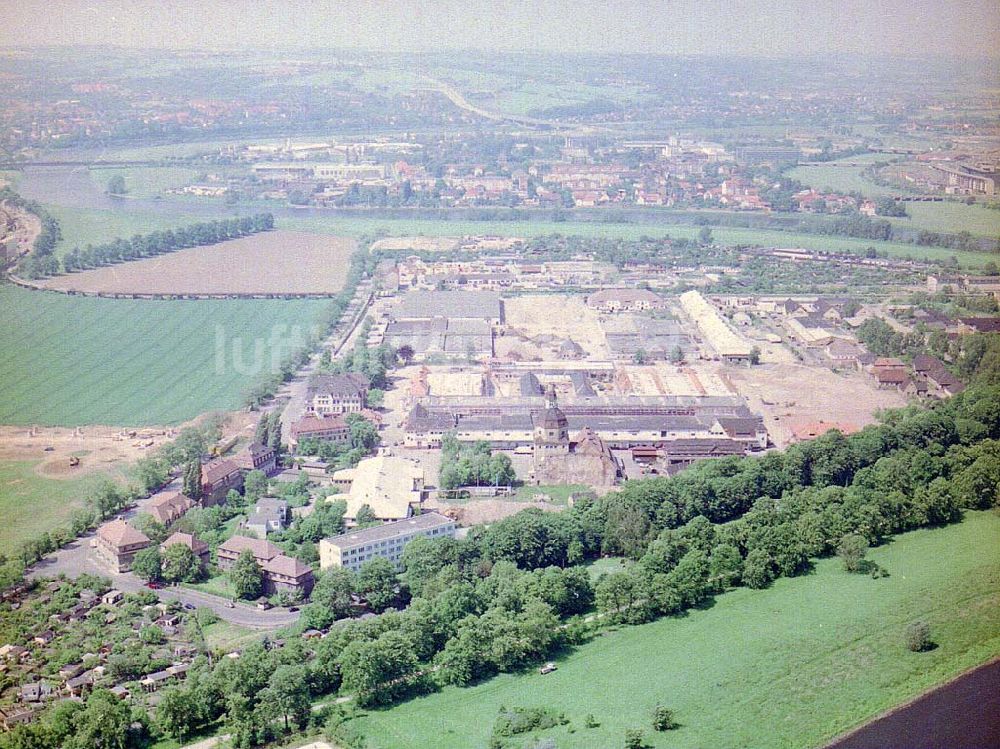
394,290,501,321
97,519,150,549
323,512,455,551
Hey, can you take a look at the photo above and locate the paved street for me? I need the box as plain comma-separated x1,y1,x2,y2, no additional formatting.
27,536,300,629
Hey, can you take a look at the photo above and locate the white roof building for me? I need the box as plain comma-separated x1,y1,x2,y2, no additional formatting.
326,455,426,522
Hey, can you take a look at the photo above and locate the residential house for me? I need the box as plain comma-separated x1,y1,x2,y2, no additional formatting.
19,682,53,703
216,536,314,596
94,519,150,573
160,532,210,569
147,492,195,526
0,706,35,730
201,458,244,506
235,441,278,476
244,499,290,538
306,373,370,416
912,354,965,398
289,414,350,452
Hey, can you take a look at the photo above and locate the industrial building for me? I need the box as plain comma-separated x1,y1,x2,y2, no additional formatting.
403,393,767,450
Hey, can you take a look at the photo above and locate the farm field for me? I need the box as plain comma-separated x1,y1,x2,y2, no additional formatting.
0,284,327,426
38,231,355,295
0,459,113,552
351,511,1000,749
786,161,898,199
283,214,997,268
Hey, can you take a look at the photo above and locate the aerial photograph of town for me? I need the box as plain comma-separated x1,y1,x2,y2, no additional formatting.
0,1,997,748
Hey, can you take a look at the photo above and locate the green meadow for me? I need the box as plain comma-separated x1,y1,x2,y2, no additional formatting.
352,512,1000,749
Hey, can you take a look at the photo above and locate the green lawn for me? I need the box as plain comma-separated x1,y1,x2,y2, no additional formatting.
0,284,327,426
283,214,995,268
182,574,236,600
786,163,898,199
352,511,1000,749
0,459,112,550
583,555,632,581
887,201,1000,238
202,619,260,652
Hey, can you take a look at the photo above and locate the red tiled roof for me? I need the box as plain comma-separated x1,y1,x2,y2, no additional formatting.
218,535,281,561
97,519,150,549
262,554,313,579
160,532,208,555
202,458,240,485
291,414,348,437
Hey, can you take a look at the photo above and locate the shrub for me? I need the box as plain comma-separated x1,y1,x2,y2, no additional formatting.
652,704,677,731
906,620,932,652
625,728,646,749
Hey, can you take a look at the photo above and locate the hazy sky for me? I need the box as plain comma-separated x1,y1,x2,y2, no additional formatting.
2,0,998,57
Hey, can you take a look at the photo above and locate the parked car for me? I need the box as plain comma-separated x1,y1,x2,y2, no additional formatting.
145,581,163,590
183,603,196,610
539,662,557,675
225,600,235,608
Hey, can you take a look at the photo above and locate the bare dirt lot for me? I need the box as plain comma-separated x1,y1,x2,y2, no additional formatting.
0,424,176,480
504,295,609,358
38,231,355,296
426,497,563,525
0,411,257,481
724,362,907,448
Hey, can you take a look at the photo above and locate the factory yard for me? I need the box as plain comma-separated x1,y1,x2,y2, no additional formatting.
504,294,610,358
36,231,355,296
725,362,908,448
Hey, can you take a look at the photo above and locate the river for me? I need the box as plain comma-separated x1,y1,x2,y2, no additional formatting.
824,658,1000,749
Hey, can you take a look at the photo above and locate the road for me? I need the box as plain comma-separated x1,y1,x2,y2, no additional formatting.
273,281,376,445
420,77,609,135
27,477,299,629
27,535,300,629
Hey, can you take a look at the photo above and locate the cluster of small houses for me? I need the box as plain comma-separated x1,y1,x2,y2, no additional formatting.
92,436,316,598
0,583,198,730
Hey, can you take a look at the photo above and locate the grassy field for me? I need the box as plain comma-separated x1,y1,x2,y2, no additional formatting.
40,231,355,295
786,165,897,198
352,511,1000,749
888,201,1000,238
0,284,327,426
183,574,237,600
88,166,205,199
202,620,261,652
283,214,996,268
0,460,110,550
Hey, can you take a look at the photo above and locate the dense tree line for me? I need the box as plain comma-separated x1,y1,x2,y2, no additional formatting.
1,186,62,278
60,213,274,275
